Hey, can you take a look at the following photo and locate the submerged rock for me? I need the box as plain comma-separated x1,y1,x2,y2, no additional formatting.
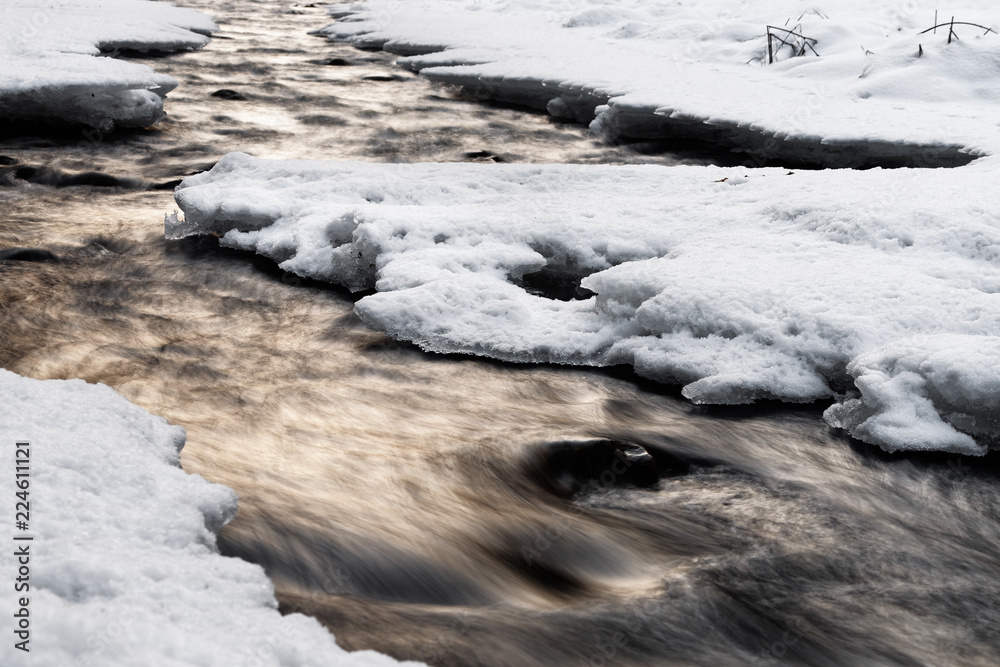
0,247,60,262
211,89,247,101
531,439,659,497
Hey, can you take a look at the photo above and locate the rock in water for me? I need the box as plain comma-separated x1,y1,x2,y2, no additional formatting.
211,89,247,101
531,439,660,497
0,247,60,262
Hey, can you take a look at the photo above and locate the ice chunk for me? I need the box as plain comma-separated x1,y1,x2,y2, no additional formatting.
172,153,1000,453
825,336,1000,455
1,1,218,129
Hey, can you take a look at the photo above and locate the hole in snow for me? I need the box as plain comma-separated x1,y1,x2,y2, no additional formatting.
515,265,597,301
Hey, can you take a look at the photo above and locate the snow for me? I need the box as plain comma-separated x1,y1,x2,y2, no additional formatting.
0,1,218,130
316,0,1000,165
170,153,1000,455
300,0,1000,452
825,336,1000,454
0,369,423,666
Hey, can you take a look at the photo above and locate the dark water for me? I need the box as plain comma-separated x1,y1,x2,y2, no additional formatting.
1,2,999,666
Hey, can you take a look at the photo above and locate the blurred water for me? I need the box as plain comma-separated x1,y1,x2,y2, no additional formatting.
1,2,999,666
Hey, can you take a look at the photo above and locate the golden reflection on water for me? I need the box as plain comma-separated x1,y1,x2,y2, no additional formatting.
2,1,1000,664
4,188,999,667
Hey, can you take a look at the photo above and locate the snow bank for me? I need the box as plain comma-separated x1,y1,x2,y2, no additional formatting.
170,153,1000,454
0,369,422,666
316,0,1000,165
1,1,217,130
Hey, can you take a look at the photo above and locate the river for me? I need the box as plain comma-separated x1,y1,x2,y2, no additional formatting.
1,1,999,666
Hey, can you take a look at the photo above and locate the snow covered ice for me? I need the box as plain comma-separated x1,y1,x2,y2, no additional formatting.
825,335,1000,453
171,153,1000,455
0,1,217,129
157,0,997,456
317,0,1000,167
0,370,422,667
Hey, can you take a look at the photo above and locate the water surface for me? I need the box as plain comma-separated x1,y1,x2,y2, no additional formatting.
1,2,998,665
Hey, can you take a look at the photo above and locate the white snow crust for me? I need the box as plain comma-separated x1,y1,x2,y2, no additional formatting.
304,0,1000,451
825,336,1000,454
317,0,1000,165
1,1,217,130
0,369,422,666
171,153,1000,455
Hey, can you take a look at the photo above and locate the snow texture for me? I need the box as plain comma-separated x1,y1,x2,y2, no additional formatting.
171,153,1000,455
825,336,1000,454
304,0,1000,450
317,0,1000,166
0,369,423,667
1,1,217,130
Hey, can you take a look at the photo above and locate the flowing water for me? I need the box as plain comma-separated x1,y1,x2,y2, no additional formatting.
2,2,1000,666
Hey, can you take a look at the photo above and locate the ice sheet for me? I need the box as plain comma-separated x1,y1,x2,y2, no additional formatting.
1,0,217,129
316,0,1000,165
171,153,1000,454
